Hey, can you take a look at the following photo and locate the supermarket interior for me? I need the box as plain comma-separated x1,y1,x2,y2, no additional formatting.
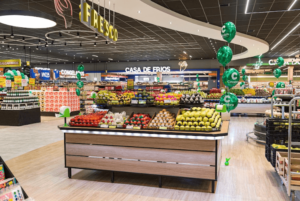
2,0,300,201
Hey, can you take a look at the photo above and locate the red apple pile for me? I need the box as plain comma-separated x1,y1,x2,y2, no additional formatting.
123,113,151,129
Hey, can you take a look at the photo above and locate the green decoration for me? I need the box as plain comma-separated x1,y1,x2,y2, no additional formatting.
220,92,238,112
76,81,84,89
77,64,85,72
0,88,4,91
273,68,282,79
221,21,236,43
76,89,81,96
197,83,200,86
276,57,284,67
272,89,275,96
276,82,285,88
157,77,160,83
196,74,199,78
222,68,240,89
20,73,25,79
242,75,248,82
242,69,246,76
12,70,18,76
217,46,233,67
196,78,199,82
4,72,13,80
240,82,245,87
77,73,81,80
225,158,231,166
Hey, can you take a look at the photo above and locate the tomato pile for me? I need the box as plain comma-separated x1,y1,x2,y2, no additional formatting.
69,111,107,127
124,113,151,129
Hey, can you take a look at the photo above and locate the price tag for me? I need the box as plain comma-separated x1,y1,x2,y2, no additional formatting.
131,100,138,104
22,79,28,87
139,100,146,104
159,127,167,130
14,76,22,84
29,78,35,85
109,126,116,128
164,100,171,103
116,124,123,128
6,80,11,87
100,124,109,128
126,125,133,129
133,126,141,130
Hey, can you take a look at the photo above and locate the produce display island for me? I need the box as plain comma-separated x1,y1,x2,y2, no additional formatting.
0,108,41,126
58,121,229,193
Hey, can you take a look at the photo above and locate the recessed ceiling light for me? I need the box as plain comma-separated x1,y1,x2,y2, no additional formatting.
108,58,113,60
170,22,172,24
183,51,187,54
92,55,98,57
138,10,141,13
0,10,56,28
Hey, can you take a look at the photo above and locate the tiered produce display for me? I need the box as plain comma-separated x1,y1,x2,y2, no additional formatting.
124,113,152,129
180,91,205,104
69,111,107,127
154,93,181,106
148,109,176,129
132,90,155,105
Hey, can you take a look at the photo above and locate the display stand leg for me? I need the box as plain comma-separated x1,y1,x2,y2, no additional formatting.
159,176,162,188
64,117,68,127
211,181,215,193
68,168,72,179
111,171,114,183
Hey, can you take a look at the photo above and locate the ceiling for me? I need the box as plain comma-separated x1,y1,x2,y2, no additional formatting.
0,0,299,65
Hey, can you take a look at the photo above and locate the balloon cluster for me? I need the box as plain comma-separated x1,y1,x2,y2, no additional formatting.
196,74,200,92
157,77,160,83
240,69,247,87
3,70,28,82
217,21,239,112
76,65,85,96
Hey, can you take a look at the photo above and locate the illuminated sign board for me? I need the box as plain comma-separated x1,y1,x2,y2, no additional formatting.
0,59,21,67
79,0,118,42
125,66,171,73
269,59,300,66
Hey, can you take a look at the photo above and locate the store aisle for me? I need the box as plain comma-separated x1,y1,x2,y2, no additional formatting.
0,117,66,161
4,116,292,201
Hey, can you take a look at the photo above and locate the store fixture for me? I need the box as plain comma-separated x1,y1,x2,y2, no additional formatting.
0,156,29,200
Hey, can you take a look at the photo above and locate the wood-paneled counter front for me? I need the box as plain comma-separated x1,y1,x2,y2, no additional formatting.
58,121,229,193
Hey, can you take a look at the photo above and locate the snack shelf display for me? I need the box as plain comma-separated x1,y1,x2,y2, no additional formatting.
0,156,31,200
59,117,229,194
1,90,39,111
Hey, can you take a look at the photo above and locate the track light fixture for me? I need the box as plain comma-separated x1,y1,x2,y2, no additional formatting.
23,46,25,49
7,45,9,48
22,37,25,41
80,43,82,47
51,40,54,45
64,42,67,46
105,41,108,45
45,43,48,47
95,33,98,38
39,39,41,45
59,32,62,37
3,36,6,40
77,32,80,37
36,46,38,50
94,42,96,46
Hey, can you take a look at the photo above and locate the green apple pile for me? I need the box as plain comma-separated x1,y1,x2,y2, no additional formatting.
174,107,222,131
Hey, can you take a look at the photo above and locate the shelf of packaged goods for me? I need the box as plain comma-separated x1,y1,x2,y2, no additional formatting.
273,94,294,98
5,96,30,98
238,103,271,104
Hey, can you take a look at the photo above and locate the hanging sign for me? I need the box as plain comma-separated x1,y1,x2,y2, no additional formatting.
79,0,118,42
21,79,27,87
127,79,134,90
6,80,11,87
29,78,35,85
0,59,21,67
0,77,6,88
14,76,22,84
125,66,171,73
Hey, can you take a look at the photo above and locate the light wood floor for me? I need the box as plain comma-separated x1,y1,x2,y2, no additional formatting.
6,117,290,201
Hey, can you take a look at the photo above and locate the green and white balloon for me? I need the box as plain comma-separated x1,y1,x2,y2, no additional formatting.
276,57,284,67
273,68,282,78
222,68,240,89
221,21,236,43
217,46,233,67
276,82,285,88
220,92,238,112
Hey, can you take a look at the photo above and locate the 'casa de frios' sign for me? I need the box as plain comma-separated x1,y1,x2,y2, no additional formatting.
125,66,171,73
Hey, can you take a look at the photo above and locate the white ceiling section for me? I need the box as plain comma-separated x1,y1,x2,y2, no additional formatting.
93,0,269,61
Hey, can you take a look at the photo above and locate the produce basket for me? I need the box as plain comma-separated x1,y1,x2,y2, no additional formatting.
147,109,176,130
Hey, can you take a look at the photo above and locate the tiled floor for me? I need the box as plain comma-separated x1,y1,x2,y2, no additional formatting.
0,116,67,161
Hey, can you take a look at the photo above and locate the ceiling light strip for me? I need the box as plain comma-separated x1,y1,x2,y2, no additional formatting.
288,0,298,11
289,50,299,56
271,22,300,50
245,0,250,14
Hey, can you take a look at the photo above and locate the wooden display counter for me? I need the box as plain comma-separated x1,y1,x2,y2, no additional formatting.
58,121,229,193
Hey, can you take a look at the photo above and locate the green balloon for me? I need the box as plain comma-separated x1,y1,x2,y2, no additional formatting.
242,69,246,76
273,68,282,78
76,89,81,96
12,70,18,76
77,64,85,72
272,89,275,96
277,57,284,67
217,46,233,67
4,72,13,80
196,78,199,82
196,74,199,78
221,21,236,43
276,82,285,88
220,92,238,112
77,73,81,80
76,81,84,88
222,68,240,89
21,73,25,79
240,82,245,87
197,83,200,86
242,75,248,82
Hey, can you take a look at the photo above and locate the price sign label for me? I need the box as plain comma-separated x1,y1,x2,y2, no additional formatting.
29,78,35,85
133,126,141,130
100,124,109,128
0,77,6,88
126,125,133,129
22,79,27,87
109,126,116,128
164,100,171,103
159,127,167,130
139,100,146,105
131,100,138,104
